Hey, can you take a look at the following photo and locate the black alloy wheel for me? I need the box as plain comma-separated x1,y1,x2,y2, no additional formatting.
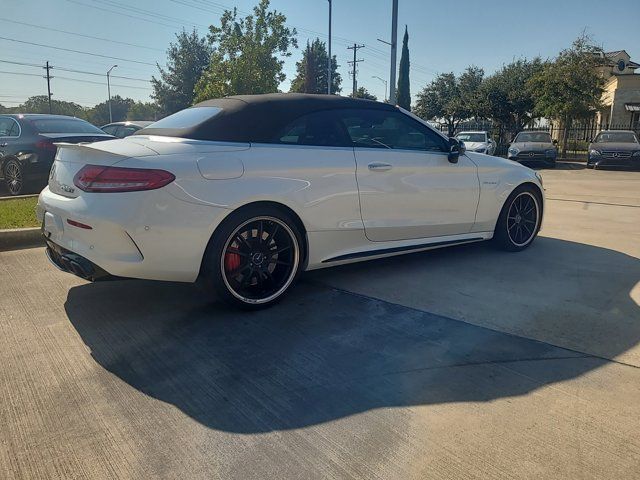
202,206,303,309
493,186,542,252
4,159,24,196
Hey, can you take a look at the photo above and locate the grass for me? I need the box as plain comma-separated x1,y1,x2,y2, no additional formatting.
0,197,39,229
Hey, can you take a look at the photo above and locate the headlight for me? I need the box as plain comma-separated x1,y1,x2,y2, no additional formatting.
534,171,543,187
508,148,519,155
589,149,601,156
632,151,640,157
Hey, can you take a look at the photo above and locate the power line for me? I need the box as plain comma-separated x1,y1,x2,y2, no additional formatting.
0,70,42,77
0,60,151,83
64,0,200,29
0,36,156,67
55,76,152,90
0,18,165,52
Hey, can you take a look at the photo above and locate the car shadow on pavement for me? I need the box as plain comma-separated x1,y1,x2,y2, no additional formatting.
64,237,639,433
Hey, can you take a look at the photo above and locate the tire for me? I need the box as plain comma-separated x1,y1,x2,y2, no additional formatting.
201,205,304,310
3,159,24,196
493,185,542,252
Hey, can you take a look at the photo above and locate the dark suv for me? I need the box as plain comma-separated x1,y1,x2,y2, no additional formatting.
0,114,112,195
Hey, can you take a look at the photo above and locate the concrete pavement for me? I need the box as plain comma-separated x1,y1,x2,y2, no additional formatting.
1,167,639,479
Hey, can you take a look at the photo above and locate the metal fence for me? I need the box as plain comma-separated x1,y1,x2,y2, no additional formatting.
434,121,640,160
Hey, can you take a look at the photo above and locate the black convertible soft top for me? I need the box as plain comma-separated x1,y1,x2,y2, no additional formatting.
135,93,397,143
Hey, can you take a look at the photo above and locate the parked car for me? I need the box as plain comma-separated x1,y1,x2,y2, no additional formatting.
455,131,496,155
587,130,640,169
100,121,155,138
38,94,544,309
508,131,558,168
0,114,113,196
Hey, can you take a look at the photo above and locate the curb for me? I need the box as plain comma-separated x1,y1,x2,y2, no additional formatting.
0,228,44,252
0,194,39,202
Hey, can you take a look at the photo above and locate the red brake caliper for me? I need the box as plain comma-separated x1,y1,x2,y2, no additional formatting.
224,251,241,272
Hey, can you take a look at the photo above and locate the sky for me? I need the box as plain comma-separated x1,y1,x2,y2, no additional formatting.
1,0,639,109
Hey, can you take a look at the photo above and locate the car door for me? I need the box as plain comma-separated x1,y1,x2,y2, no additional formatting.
338,108,480,242
0,116,20,168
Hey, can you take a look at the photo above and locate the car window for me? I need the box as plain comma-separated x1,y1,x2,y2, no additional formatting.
514,132,552,143
0,117,19,137
101,125,119,135
119,126,139,137
457,133,485,142
594,132,638,143
148,106,222,129
338,109,448,152
30,117,104,134
272,110,349,147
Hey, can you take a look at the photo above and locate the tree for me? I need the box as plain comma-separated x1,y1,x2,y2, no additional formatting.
194,0,297,102
414,67,483,135
478,58,545,138
289,38,341,94
152,29,212,114
17,95,87,118
396,26,411,110
350,87,377,101
86,95,134,125
529,34,605,156
127,101,162,121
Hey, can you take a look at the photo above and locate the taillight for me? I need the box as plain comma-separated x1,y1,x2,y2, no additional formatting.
73,165,175,193
35,140,57,152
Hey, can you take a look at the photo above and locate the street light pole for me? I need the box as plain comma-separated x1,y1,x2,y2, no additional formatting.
107,64,117,123
327,0,332,94
389,0,398,104
372,76,388,102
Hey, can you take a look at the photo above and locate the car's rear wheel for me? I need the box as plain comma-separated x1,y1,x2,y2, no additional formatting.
202,206,303,309
3,159,24,196
493,185,542,252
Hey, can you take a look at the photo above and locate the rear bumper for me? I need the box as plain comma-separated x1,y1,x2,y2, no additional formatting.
45,239,115,281
37,185,232,283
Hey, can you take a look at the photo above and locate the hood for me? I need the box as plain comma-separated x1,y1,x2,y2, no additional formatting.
464,141,488,150
589,142,640,151
510,142,554,150
466,151,526,169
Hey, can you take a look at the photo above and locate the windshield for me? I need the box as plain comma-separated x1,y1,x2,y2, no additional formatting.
594,132,638,143
146,106,222,129
514,132,552,143
30,117,104,134
456,133,486,142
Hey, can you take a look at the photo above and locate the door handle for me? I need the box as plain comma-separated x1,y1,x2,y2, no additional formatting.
368,162,392,171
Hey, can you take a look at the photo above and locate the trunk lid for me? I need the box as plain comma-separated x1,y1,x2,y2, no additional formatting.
48,141,159,198
40,133,113,144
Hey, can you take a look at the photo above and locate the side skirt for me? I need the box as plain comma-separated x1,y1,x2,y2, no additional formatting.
322,237,485,264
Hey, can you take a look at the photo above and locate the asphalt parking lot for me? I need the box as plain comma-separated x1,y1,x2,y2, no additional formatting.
1,164,639,479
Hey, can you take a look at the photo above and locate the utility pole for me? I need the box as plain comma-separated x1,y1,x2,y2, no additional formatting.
327,0,332,94
43,61,53,114
107,64,118,123
389,0,398,104
347,44,365,97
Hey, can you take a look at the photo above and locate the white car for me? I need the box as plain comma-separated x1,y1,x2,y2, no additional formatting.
38,94,544,309
455,131,496,155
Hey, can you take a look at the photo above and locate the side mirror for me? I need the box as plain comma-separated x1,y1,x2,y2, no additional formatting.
448,137,465,163
553,139,558,145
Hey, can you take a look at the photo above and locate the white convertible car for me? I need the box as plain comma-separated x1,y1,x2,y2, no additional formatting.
38,94,544,308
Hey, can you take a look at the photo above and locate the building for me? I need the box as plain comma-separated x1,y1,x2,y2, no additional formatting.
595,50,640,129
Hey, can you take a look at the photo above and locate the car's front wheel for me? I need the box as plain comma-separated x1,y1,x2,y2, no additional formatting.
493,185,542,252
202,206,303,309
